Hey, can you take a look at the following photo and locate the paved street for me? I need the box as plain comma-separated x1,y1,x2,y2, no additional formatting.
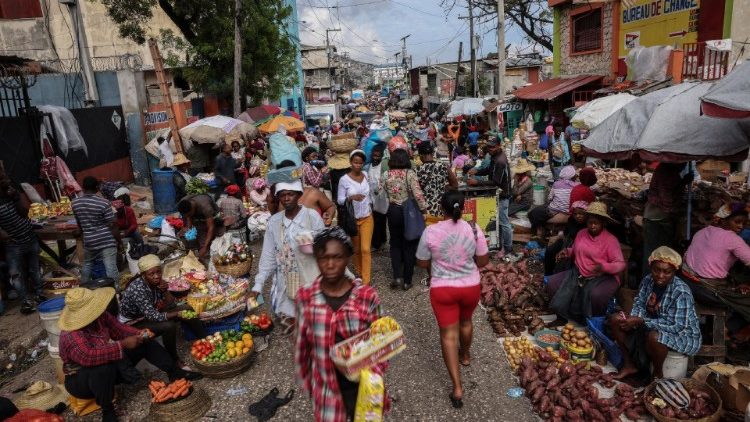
1,247,535,421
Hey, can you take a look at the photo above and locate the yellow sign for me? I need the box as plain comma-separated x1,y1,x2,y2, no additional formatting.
463,197,496,231
619,0,700,56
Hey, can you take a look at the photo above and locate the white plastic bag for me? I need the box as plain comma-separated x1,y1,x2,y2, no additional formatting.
158,219,177,244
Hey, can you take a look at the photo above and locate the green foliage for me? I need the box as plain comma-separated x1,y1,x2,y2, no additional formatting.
185,177,209,195
95,0,298,107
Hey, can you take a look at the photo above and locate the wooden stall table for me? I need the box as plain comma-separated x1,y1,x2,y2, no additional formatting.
35,217,82,268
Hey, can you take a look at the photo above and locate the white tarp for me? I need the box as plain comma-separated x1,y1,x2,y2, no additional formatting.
178,115,258,147
582,82,750,162
447,98,485,118
701,59,750,117
571,93,637,129
38,105,88,157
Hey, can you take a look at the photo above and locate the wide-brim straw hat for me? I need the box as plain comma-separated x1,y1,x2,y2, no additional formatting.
173,153,191,167
512,159,536,175
14,381,69,411
586,201,615,223
59,287,116,331
328,153,351,170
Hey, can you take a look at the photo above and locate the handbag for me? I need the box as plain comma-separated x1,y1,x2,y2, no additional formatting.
403,170,426,241
338,200,358,236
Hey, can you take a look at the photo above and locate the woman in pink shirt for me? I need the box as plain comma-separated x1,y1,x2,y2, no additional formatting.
547,202,625,323
682,205,750,322
416,191,489,409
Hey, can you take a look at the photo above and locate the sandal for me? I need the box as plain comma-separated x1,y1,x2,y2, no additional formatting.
449,392,463,409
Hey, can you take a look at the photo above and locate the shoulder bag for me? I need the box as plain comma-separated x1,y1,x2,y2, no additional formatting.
403,170,426,241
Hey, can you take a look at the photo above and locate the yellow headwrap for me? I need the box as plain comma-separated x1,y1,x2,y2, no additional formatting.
138,254,161,273
648,246,682,269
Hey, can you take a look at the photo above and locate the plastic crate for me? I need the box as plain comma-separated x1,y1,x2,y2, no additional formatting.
182,312,243,341
586,316,623,369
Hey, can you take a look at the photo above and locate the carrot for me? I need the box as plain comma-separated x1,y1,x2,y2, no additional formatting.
149,385,159,396
174,378,187,386
175,384,190,397
154,388,171,402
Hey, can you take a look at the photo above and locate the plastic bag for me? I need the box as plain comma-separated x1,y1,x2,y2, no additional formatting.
180,251,205,273
269,132,302,168
158,219,177,244
354,369,385,422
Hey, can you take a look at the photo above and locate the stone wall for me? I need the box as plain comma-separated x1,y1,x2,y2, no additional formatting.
559,3,613,77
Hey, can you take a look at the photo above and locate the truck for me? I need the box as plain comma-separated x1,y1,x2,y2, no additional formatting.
307,103,341,121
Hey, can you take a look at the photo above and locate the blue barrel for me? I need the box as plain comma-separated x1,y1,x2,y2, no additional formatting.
152,169,177,214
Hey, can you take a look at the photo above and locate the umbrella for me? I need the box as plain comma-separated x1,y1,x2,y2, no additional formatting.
701,60,750,118
246,105,281,122
178,115,258,148
582,82,750,162
447,98,485,118
258,115,306,133
283,110,301,119
236,111,255,124
571,93,637,130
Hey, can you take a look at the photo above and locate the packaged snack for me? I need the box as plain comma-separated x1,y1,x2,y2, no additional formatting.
353,369,384,422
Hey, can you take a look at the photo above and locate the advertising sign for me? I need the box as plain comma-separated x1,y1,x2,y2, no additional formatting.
619,0,700,56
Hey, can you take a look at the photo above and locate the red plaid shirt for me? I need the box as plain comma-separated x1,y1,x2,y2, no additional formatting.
59,312,140,374
295,278,388,422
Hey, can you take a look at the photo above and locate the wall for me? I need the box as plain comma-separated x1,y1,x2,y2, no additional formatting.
558,3,614,77
277,0,305,117
729,0,750,65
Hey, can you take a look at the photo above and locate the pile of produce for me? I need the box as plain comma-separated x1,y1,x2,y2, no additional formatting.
191,330,254,363
186,177,210,195
560,324,592,349
240,312,272,333
149,379,192,403
185,273,249,317
593,168,650,197
167,278,190,293
179,310,197,319
503,337,567,370
213,243,251,266
516,354,648,421
645,379,718,420
28,197,73,220
479,260,547,336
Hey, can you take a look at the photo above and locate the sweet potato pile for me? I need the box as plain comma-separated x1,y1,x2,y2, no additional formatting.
480,260,547,336
516,353,648,422
644,389,717,420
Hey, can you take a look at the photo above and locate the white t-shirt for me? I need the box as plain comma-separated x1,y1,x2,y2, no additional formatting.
337,174,372,219
158,141,174,167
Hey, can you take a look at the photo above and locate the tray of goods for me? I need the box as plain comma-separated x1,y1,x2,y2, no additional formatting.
534,329,562,350
331,317,405,381
147,382,211,422
643,378,722,422
240,312,273,334
167,278,191,298
190,330,255,379
560,323,594,361
213,243,253,278
149,379,193,404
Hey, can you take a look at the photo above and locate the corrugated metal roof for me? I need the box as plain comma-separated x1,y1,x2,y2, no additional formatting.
513,75,603,100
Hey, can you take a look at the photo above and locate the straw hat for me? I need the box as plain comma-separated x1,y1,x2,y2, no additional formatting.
14,381,69,411
512,159,536,175
327,153,351,170
586,201,615,223
173,153,191,167
58,287,116,331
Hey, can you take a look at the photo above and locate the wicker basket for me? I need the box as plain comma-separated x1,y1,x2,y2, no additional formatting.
214,257,253,278
329,136,357,153
147,386,212,422
192,349,255,379
644,378,722,422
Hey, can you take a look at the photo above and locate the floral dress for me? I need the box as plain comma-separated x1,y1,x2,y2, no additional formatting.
384,169,427,211
416,161,450,216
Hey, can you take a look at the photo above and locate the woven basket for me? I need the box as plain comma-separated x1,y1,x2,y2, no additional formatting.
214,257,253,278
644,378,722,422
329,136,357,153
147,386,212,422
192,349,255,379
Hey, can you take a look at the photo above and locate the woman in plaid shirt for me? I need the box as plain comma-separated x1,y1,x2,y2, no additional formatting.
295,227,388,421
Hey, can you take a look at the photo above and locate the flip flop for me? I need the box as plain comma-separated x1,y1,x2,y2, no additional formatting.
449,393,463,409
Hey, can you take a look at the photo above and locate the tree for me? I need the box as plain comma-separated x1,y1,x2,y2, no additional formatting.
97,0,298,109
441,0,553,52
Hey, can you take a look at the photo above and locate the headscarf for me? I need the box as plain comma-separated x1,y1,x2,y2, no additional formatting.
559,165,576,181
225,184,240,195
137,254,161,273
275,180,303,194
570,200,590,211
579,167,597,187
648,246,682,269
252,178,267,191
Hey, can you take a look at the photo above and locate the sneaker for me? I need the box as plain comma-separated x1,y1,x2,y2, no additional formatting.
20,301,36,315
390,278,403,290
403,282,412,291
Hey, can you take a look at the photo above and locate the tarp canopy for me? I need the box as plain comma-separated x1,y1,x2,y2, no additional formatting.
447,98,485,118
258,115,305,133
178,115,258,148
571,93,637,130
246,105,281,122
513,75,603,101
701,60,750,118
582,82,750,162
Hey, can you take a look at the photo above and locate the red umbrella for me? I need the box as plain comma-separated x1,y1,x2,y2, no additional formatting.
246,105,282,122
283,110,301,119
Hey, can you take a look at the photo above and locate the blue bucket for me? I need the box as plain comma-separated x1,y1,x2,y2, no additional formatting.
152,169,177,214
39,296,66,313
39,296,66,349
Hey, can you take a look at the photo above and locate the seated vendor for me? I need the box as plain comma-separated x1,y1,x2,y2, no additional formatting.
60,287,200,422
119,255,206,371
547,202,625,323
172,153,192,202
177,194,224,260
113,188,142,246
217,184,248,231
544,201,590,275
682,203,750,329
609,247,701,380
508,159,535,216
528,165,579,238
249,178,270,209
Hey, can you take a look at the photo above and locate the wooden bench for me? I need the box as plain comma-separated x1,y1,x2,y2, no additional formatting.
690,304,727,366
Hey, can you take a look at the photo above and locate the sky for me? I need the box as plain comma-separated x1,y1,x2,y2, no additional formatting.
296,0,543,67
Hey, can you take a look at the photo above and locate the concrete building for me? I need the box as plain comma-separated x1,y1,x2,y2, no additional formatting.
276,0,306,116
373,63,405,89
301,44,335,102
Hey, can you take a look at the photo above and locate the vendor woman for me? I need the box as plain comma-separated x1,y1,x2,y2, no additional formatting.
682,203,750,324
528,165,578,238
119,255,206,371
609,247,701,380
547,202,625,323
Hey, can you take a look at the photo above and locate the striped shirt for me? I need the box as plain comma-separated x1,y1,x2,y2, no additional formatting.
72,193,116,250
0,199,33,245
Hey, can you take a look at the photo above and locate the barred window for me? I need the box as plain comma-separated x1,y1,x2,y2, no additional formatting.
572,8,602,54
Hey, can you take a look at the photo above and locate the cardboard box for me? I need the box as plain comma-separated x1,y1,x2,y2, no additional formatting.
692,363,750,412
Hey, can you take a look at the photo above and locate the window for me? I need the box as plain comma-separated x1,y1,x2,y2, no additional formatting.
0,0,43,19
571,7,602,54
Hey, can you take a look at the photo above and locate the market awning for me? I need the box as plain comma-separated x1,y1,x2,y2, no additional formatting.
701,60,750,119
513,75,603,101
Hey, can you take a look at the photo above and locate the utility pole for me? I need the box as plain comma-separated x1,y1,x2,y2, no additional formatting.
326,28,341,99
453,41,463,100
400,34,411,92
497,0,505,98
233,0,242,116
394,52,401,89
468,0,477,98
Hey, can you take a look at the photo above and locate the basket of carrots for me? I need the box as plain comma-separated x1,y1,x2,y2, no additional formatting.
147,379,212,422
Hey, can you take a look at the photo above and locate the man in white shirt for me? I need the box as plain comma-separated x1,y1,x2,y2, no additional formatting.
157,136,174,169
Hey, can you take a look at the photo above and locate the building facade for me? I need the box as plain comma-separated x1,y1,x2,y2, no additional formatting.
276,0,306,116
301,44,335,102
373,63,405,89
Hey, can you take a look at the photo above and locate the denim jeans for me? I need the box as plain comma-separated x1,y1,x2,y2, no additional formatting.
498,197,513,254
6,238,42,301
80,247,120,289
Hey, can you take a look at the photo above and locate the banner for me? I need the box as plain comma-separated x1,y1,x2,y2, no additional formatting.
619,0,700,57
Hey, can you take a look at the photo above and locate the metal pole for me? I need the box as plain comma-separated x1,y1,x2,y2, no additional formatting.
454,42,463,100
468,0,476,97
326,28,341,99
497,0,505,97
233,0,242,116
